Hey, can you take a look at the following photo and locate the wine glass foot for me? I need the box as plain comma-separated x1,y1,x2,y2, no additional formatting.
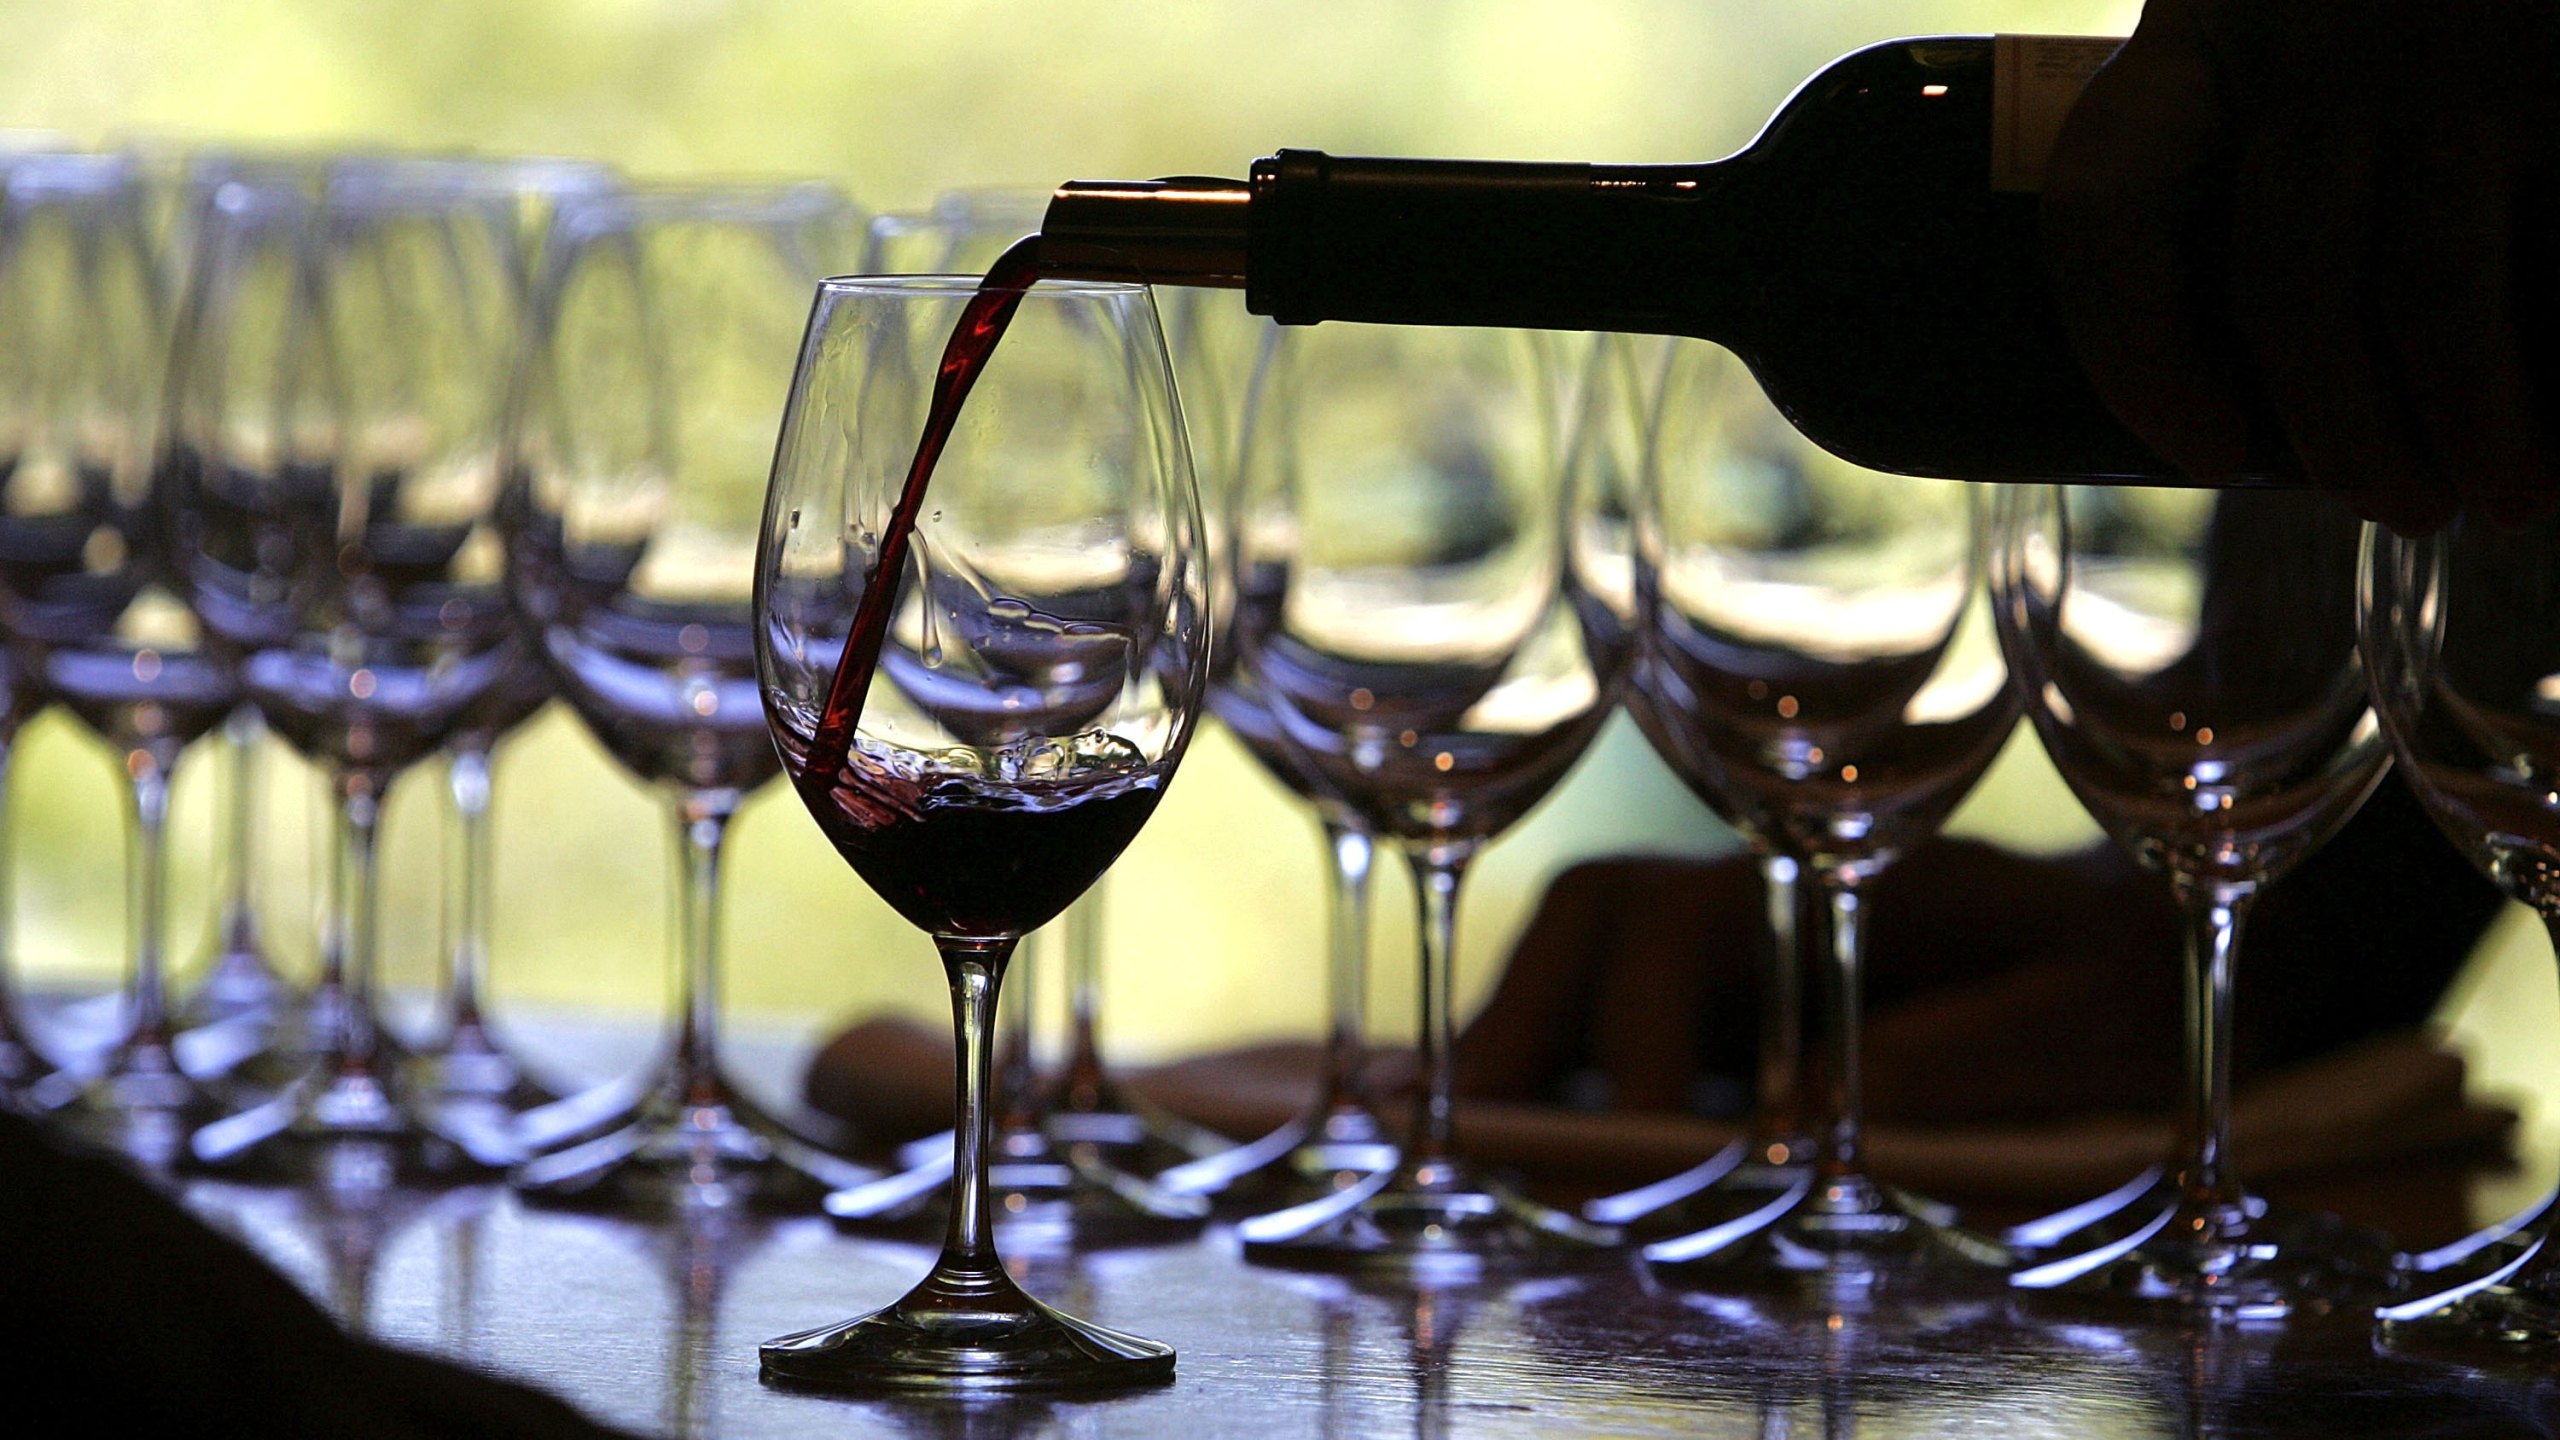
832,1122,1210,1241
512,1071,874,1217
2008,1175,2399,1320
2380,1275,2560,1359
190,1065,508,1189
176,943,296,1030
1156,1105,1399,1206
55,1040,231,1174
1240,1158,1619,1278
2376,1189,2560,1357
1584,1137,1818,1237
402,1021,564,1114
760,1275,1174,1395
1642,1171,2012,1290
1045,1074,1236,1176
218,983,408,1094
0,1011,72,1113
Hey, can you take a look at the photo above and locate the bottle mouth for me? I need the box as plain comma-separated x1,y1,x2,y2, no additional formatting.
1038,177,1249,288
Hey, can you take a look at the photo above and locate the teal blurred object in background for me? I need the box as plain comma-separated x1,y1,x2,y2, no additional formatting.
3,0,2160,1069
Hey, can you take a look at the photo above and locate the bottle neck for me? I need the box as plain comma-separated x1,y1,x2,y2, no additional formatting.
1246,150,1719,335
1040,150,1729,336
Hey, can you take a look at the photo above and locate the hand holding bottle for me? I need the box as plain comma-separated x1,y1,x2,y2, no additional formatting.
2044,0,2560,531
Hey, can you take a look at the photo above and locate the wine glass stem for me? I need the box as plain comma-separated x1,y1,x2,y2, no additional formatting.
994,930,1041,1128
1405,845,1474,1180
214,704,264,960
326,771,387,1071
2173,877,2254,1209
1755,851,1804,1153
1811,866,1868,1181
1315,817,1375,1117
0,735,19,1013
670,793,737,1102
120,749,176,1047
1059,883,1108,1110
937,936,1018,1276
442,741,495,1036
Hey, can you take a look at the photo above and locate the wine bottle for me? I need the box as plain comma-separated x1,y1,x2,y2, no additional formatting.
1037,35,2259,486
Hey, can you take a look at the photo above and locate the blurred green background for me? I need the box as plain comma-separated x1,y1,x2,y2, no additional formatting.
34,0,2547,1164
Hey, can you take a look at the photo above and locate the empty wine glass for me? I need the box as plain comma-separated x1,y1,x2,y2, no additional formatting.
1991,484,2395,1318
1627,340,2019,1288
1144,282,1405,1208
157,155,321,1038
2363,510,2560,1350
1584,338,1815,1236
0,156,70,1110
169,161,530,1182
393,154,617,1115
0,151,241,1168
502,181,875,1213
1219,319,1628,1275
754,272,1206,1390
0,642,48,1109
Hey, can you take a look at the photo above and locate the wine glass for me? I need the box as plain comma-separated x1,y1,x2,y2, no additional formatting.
1582,338,1815,1236
167,161,530,1182
1141,280,1407,1207
2363,510,2560,1350
1215,318,1628,1274
1626,340,2019,1288
156,154,320,1038
0,153,69,1110
754,271,1206,1390
0,151,240,1167
502,181,875,1213
390,154,618,1115
932,188,1236,1178
1990,484,2395,1317
0,639,47,1109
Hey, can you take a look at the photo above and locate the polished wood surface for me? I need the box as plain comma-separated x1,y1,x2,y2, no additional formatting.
176,1159,2558,1440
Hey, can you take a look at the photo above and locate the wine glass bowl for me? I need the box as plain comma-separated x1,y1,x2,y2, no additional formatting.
1991,484,2396,1318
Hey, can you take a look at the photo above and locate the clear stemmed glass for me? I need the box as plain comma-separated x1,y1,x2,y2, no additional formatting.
154,153,320,1039
394,154,617,1115
754,273,1206,1391
0,151,240,1167
1147,290,1405,1208
945,189,1230,1178
1627,340,2019,1288
2363,510,2560,1350
502,181,876,1213
1990,484,2396,1318
0,643,49,1108
1584,338,1815,1236
168,162,529,1182
1219,319,1627,1275
0,154,67,1109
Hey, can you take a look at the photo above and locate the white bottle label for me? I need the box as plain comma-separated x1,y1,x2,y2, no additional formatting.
1991,34,2122,193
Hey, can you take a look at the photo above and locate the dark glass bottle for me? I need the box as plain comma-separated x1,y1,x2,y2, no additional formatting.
1040,35,2263,486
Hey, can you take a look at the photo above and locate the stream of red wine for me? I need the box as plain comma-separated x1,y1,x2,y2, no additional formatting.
807,236,1045,771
